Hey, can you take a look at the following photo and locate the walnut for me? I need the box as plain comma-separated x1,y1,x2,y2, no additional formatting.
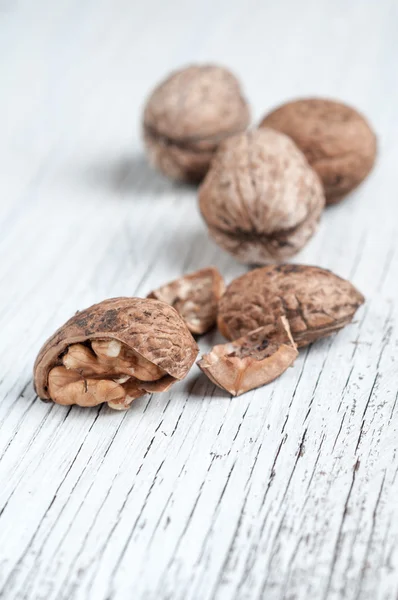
198,129,325,264
147,267,225,335
259,98,377,204
198,317,297,396
34,298,198,410
143,65,250,182
218,264,364,347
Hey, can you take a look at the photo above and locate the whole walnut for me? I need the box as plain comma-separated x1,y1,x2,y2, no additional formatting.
259,98,377,204
218,264,364,347
143,64,250,182
34,298,198,410
199,129,325,264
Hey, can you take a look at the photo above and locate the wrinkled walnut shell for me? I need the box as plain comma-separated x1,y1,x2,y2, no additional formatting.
198,317,298,396
34,297,198,410
147,267,225,335
198,129,325,264
218,264,364,347
143,64,250,182
259,98,377,204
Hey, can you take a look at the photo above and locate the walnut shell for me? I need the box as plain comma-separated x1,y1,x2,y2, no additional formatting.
143,64,250,182
198,317,298,396
198,129,325,264
218,264,364,347
34,297,198,409
259,98,377,204
147,267,225,335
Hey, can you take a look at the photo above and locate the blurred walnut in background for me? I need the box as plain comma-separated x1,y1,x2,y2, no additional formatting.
143,64,250,182
260,98,377,204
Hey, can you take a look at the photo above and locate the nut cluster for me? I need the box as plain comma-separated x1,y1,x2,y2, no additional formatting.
34,265,364,404
33,63,372,407
143,63,376,264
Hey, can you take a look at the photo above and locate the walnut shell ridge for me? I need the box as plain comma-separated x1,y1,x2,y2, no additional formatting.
218,264,365,347
34,297,199,400
259,98,377,204
143,64,250,182
199,129,325,264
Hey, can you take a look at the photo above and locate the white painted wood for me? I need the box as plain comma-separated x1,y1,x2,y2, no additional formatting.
0,0,397,598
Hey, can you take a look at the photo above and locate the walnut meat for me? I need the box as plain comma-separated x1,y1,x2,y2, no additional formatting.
198,317,297,396
218,264,364,347
34,298,198,410
198,129,325,264
143,65,250,182
147,267,225,335
259,99,377,204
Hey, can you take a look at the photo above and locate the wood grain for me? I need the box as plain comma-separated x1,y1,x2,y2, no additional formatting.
0,0,397,599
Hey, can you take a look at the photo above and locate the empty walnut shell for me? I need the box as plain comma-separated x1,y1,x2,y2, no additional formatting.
34,298,198,410
198,129,325,264
259,99,377,204
143,64,250,182
198,317,298,396
147,267,225,335
218,264,364,347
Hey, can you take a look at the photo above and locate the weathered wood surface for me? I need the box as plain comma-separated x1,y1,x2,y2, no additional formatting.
0,0,397,598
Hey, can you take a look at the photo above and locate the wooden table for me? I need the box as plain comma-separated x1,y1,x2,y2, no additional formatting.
1,1,397,598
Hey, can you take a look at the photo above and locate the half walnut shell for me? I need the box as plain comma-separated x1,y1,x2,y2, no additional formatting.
147,267,225,335
198,317,298,396
34,297,199,410
218,264,365,347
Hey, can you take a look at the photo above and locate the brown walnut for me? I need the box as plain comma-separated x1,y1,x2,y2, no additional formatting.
34,298,198,410
259,98,377,204
198,317,298,396
143,64,250,182
218,264,364,347
199,129,325,264
147,267,225,335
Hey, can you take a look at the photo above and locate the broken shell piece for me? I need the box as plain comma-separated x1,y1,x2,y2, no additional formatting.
148,267,225,335
198,317,298,396
34,297,198,410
